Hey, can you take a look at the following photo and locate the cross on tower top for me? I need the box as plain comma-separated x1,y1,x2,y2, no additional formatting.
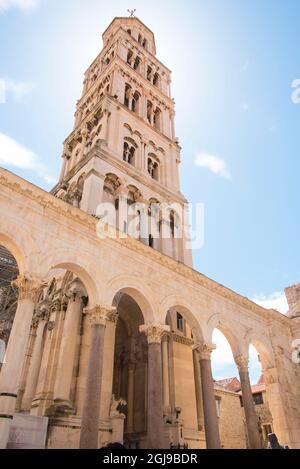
127,9,136,17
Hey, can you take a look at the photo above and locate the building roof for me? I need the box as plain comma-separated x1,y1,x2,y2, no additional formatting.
215,377,241,392
102,16,155,39
216,375,266,395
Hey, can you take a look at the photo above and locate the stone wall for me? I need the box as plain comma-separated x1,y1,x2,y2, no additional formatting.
215,388,247,449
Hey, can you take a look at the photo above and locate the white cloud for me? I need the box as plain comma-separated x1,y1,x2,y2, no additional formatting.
253,291,289,315
195,153,231,180
0,0,40,12
0,132,56,185
211,330,262,384
211,329,235,368
1,79,35,102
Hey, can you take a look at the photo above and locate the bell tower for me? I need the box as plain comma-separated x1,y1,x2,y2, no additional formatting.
52,16,193,267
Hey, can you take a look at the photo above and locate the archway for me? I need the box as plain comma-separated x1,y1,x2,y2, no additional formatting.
17,260,95,425
159,299,206,448
112,290,147,449
0,245,19,347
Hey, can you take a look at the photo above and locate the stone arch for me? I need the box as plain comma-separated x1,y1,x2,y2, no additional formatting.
38,248,101,307
104,173,122,201
206,313,244,357
127,185,142,204
0,226,35,275
244,331,275,369
103,274,157,324
159,295,204,343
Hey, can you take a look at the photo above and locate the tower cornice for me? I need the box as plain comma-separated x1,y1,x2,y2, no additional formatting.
52,143,187,205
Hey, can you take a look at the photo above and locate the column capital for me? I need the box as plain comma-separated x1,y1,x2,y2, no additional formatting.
139,324,170,344
12,275,46,302
67,279,87,301
84,306,118,326
235,355,249,373
193,343,216,360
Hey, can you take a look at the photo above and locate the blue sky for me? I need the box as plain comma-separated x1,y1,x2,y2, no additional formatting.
1,0,299,382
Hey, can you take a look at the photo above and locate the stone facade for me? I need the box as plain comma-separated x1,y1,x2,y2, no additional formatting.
0,16,300,450
214,386,247,449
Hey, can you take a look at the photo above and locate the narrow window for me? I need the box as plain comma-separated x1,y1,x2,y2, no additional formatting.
177,313,184,332
127,50,133,65
170,211,175,238
153,73,160,88
124,84,131,108
132,92,140,115
134,56,141,71
123,142,135,166
147,66,152,82
149,234,154,248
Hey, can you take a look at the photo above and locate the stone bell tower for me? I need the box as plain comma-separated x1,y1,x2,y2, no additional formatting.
52,16,193,267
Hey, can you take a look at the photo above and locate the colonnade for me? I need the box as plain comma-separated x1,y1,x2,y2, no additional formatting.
0,275,263,450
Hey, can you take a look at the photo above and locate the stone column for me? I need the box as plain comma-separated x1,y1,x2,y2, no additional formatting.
80,306,118,449
195,343,221,449
59,154,67,182
79,126,88,163
235,355,261,449
162,334,171,416
140,324,170,449
115,187,129,236
127,360,135,434
193,349,204,431
53,280,85,412
170,111,176,140
22,306,48,411
0,276,43,449
139,202,149,245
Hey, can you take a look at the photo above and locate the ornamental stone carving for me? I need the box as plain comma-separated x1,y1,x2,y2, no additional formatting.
139,324,170,344
84,306,118,326
193,343,216,360
66,279,87,301
12,275,46,303
235,355,249,373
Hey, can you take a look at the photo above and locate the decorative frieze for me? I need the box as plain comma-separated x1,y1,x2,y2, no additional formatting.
172,333,194,347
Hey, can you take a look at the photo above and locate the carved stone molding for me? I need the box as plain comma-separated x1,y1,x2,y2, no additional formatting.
12,275,46,303
172,333,194,347
193,343,216,360
32,303,50,328
84,305,118,326
235,355,249,373
139,324,170,344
